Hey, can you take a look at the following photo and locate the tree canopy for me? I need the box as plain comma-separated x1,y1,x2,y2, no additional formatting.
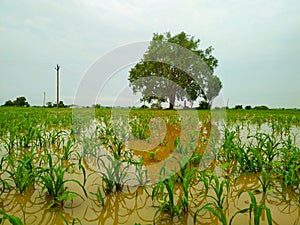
3,96,30,107
128,31,222,109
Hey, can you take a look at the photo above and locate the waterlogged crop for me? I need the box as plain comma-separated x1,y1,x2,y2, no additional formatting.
0,107,299,224
39,162,87,207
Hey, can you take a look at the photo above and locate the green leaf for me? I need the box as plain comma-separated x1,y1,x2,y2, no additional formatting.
57,191,77,202
221,162,230,169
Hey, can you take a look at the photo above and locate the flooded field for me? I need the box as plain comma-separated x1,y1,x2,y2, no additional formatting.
0,108,299,225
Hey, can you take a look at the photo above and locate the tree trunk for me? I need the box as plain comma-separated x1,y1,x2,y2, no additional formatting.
168,93,175,109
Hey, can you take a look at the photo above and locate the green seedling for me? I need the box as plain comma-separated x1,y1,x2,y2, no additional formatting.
148,148,160,161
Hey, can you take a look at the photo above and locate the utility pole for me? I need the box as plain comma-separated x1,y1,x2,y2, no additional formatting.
43,92,46,107
55,64,60,108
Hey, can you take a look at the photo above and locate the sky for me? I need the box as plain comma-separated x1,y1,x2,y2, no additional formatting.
0,0,300,108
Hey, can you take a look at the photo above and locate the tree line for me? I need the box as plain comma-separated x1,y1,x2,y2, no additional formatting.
3,96,30,107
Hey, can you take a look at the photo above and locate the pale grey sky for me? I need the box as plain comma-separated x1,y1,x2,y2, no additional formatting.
1,0,299,108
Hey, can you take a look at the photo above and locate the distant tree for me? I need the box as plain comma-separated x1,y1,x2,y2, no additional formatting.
4,100,14,106
58,101,65,108
46,102,53,108
235,105,243,109
3,96,29,107
245,105,252,110
129,31,221,109
197,100,210,110
254,105,269,110
93,104,101,108
13,96,29,107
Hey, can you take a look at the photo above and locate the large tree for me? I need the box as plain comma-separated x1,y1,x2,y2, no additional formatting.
128,32,222,109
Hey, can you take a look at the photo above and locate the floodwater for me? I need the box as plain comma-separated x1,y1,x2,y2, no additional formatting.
0,120,300,225
1,168,299,225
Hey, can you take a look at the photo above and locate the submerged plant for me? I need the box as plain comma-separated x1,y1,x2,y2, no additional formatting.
97,154,129,193
239,191,273,225
254,170,273,196
2,147,37,193
38,155,87,207
152,177,181,218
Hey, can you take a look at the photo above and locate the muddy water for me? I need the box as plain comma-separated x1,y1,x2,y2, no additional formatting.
0,121,300,225
1,166,299,225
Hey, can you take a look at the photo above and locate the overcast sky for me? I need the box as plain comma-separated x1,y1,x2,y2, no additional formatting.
1,0,299,108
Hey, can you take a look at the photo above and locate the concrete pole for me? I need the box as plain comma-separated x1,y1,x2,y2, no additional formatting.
55,64,60,108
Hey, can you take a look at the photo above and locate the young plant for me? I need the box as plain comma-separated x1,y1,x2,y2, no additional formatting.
134,157,149,186
38,155,87,207
61,139,76,160
97,154,129,193
178,167,198,213
254,170,273,196
239,191,273,225
152,177,180,218
194,201,249,225
147,148,160,161
2,147,36,193
207,175,229,209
